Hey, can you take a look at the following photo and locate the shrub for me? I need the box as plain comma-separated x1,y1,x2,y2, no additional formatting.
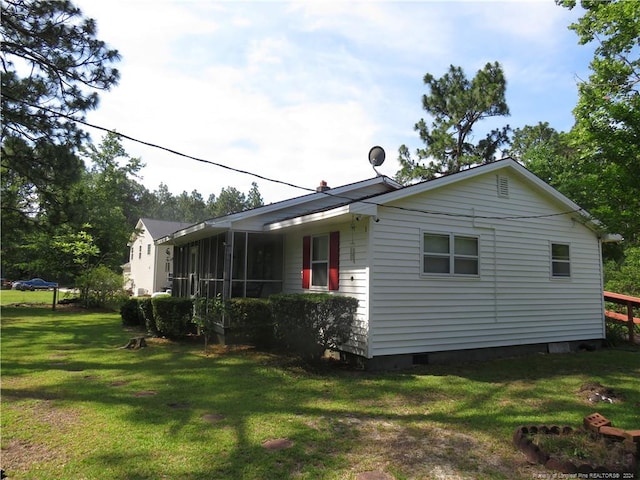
604,246,640,296
192,295,226,350
76,265,126,309
152,296,194,338
192,296,273,349
120,298,144,327
227,298,274,348
138,297,157,335
270,293,358,361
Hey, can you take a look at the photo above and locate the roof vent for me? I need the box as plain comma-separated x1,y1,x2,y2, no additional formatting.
316,180,330,192
497,175,509,198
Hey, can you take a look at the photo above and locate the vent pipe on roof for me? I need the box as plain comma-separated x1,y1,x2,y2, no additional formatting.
316,180,330,192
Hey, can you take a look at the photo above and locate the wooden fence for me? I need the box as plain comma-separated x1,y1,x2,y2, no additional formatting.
604,291,640,344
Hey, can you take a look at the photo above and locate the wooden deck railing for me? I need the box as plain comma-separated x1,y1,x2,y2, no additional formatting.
604,291,640,344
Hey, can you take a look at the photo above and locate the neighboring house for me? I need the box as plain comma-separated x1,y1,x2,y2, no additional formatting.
127,218,191,296
157,160,618,368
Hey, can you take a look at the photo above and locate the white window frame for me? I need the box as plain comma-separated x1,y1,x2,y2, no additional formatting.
550,242,571,279
421,232,480,277
311,234,329,288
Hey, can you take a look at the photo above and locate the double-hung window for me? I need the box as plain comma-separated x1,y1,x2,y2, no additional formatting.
551,242,571,278
311,235,329,287
302,231,340,290
423,233,479,276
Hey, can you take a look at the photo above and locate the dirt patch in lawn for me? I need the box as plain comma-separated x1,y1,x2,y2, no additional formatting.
1,399,80,476
578,382,624,404
325,416,546,480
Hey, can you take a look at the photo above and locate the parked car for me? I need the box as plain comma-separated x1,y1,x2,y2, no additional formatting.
1,278,12,289
12,278,58,291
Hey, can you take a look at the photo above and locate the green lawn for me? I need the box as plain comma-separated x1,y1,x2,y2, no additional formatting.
1,303,638,479
0,289,59,307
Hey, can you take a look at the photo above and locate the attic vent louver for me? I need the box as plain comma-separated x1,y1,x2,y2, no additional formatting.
497,175,509,198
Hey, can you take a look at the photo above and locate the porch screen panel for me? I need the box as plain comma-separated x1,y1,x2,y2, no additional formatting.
200,234,225,300
173,244,190,297
231,232,247,297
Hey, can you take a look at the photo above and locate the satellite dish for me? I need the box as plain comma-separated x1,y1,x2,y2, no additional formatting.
368,146,385,175
368,146,385,167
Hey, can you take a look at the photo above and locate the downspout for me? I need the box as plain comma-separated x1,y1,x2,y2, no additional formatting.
597,237,606,339
365,215,374,359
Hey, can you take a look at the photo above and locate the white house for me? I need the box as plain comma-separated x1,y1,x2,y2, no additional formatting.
157,160,616,368
126,218,191,296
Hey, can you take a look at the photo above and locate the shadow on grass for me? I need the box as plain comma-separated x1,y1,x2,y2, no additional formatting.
2,305,639,479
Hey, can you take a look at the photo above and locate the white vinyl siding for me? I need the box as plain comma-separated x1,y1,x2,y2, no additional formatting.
367,170,604,358
282,221,370,356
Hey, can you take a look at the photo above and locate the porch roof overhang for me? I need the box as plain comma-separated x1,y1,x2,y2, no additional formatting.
156,220,231,246
264,201,378,231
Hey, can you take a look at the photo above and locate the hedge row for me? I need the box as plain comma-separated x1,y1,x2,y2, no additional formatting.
270,294,358,361
120,294,358,360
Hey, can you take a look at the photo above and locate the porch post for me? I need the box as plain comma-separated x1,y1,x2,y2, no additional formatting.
222,230,233,301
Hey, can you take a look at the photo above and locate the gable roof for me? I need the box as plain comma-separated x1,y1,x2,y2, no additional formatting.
372,159,585,210
157,175,401,244
135,218,193,241
265,159,603,232
157,159,613,244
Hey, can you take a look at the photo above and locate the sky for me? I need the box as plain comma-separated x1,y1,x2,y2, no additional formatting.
74,0,595,205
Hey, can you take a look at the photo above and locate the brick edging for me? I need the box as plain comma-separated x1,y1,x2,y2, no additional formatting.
513,418,638,475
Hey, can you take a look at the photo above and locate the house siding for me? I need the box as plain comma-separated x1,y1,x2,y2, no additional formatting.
128,219,186,296
129,227,156,296
368,170,604,357
282,220,370,356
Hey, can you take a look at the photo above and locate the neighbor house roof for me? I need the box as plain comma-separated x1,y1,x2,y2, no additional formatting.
131,218,193,245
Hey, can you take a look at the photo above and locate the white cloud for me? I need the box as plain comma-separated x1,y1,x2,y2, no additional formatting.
74,0,592,204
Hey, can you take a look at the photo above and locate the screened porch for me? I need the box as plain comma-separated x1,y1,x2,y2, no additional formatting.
172,231,284,301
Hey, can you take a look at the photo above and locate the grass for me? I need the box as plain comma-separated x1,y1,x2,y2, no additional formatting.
1,299,639,480
0,289,59,307
531,430,625,467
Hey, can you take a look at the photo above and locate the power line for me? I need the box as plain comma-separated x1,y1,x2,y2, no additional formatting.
2,94,317,195
4,94,587,222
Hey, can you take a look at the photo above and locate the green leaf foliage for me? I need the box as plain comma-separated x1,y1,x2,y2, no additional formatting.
152,296,195,338
559,0,640,245
75,265,125,309
1,0,120,225
396,62,511,183
604,246,640,296
270,294,358,362
120,298,145,327
226,298,274,348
